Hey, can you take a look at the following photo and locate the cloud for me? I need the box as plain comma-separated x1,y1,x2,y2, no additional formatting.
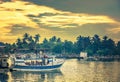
0,1,56,42
107,24,120,34
0,26,19,42
0,1,118,29
0,1,119,43
1,1,117,28
39,14,117,28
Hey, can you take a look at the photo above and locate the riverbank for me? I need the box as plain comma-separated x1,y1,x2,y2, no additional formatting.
56,55,120,61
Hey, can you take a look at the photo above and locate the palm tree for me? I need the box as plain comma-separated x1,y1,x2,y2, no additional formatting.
28,36,35,50
57,38,61,43
43,38,48,44
49,36,57,42
116,41,120,55
23,33,29,40
34,34,40,43
16,38,22,48
103,36,108,41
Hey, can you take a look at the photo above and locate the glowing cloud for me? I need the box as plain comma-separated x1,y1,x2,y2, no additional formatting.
0,1,117,29
107,25,120,34
0,1,119,43
39,15,117,28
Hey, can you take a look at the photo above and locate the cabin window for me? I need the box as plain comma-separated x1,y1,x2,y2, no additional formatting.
3,59,6,62
16,61,24,63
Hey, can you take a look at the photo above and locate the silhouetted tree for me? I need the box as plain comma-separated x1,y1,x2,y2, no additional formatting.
91,34,101,54
52,43,63,54
41,38,50,48
63,40,73,54
57,38,61,43
49,36,57,43
34,34,40,43
116,41,120,55
0,33,118,56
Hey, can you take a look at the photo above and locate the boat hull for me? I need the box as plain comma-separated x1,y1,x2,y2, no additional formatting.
13,63,63,71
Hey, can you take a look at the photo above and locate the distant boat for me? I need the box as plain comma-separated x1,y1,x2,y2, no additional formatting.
78,52,88,60
13,56,65,71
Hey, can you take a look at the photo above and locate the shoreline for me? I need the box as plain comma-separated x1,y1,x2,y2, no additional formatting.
56,55,120,61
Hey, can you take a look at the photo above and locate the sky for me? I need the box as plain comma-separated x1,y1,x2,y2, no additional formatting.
0,0,120,43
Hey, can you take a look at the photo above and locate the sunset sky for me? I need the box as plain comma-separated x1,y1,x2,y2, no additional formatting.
0,0,120,43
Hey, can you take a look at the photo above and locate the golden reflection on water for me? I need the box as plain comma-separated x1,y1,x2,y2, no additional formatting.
0,59,120,82
7,70,63,82
61,59,120,82
7,72,12,82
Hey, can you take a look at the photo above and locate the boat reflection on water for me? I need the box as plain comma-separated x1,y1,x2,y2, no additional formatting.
12,70,63,82
0,72,9,82
0,70,63,82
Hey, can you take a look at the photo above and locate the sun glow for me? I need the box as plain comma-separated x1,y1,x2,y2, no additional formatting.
0,1,119,43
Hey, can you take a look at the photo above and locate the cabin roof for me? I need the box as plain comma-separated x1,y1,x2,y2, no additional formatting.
0,55,9,58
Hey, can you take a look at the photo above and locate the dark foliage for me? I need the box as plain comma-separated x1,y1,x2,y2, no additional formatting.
0,33,119,56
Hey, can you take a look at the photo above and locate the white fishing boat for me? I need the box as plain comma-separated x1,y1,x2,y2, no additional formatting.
13,56,65,71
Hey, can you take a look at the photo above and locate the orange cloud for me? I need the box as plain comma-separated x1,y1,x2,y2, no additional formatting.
39,14,117,28
107,24,120,34
0,1,118,29
0,1,119,43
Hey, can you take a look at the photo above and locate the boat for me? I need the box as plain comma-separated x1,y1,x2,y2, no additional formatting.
78,52,88,60
13,56,65,71
0,46,14,72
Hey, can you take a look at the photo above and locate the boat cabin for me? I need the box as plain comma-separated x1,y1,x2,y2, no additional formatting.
0,56,9,68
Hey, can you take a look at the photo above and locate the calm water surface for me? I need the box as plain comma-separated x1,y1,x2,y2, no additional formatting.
0,59,120,82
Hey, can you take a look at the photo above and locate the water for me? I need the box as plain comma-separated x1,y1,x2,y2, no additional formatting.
0,59,120,82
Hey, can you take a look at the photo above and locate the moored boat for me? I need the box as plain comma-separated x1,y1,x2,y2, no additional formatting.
13,56,65,71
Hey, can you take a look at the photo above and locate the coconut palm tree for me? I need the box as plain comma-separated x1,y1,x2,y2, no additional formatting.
23,33,29,40
16,38,22,48
34,34,40,43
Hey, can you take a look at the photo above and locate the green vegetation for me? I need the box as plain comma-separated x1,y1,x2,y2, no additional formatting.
0,33,120,57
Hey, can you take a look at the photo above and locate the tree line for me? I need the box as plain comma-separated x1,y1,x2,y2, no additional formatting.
0,33,120,56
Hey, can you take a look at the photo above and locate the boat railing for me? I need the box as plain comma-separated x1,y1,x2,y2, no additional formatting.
14,55,65,66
